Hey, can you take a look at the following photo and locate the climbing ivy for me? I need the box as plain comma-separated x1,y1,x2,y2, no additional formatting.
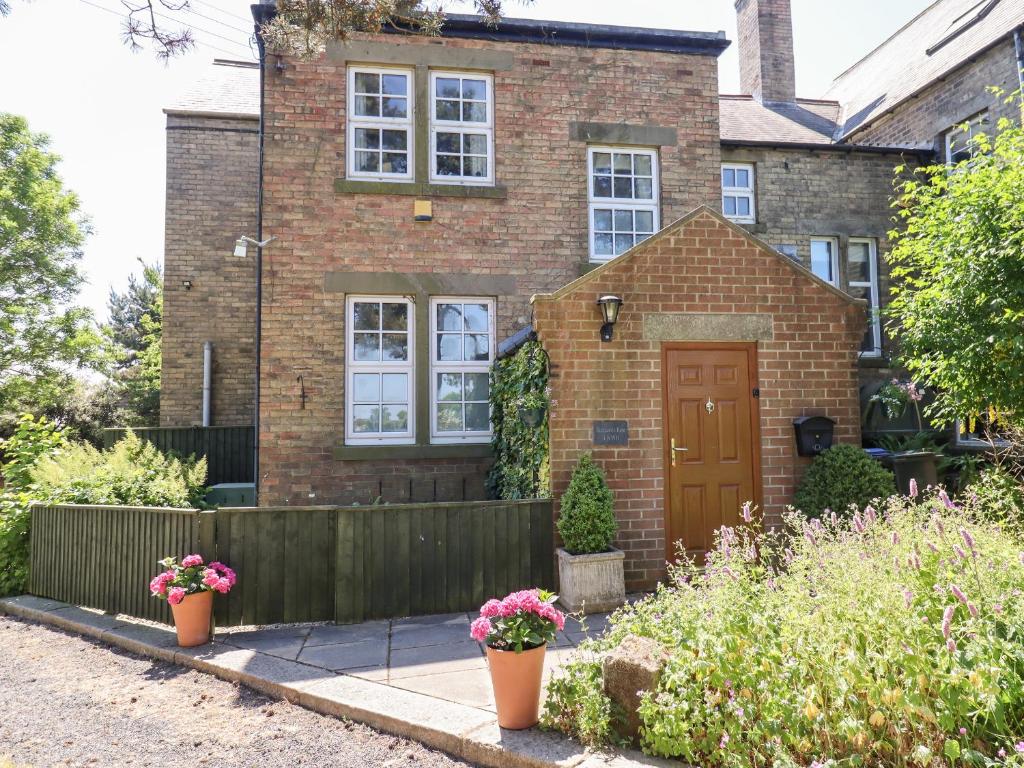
487,339,550,500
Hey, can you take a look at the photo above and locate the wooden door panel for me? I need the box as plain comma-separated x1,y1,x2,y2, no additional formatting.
665,346,758,565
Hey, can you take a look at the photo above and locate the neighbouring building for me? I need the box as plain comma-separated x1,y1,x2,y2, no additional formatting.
160,0,1024,589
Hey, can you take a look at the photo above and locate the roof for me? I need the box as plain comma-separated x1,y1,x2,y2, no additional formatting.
164,59,260,118
720,96,840,146
825,0,1024,139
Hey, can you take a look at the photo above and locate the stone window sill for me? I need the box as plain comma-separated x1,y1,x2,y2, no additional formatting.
334,178,508,199
334,443,493,461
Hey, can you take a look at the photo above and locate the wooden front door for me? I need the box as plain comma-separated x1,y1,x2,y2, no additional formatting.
663,344,760,564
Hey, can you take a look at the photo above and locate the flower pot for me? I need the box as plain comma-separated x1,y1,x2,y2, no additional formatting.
518,405,546,428
169,590,213,647
886,450,939,496
485,643,546,729
557,547,626,614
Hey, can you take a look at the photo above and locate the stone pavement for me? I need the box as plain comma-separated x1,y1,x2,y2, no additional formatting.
0,595,674,768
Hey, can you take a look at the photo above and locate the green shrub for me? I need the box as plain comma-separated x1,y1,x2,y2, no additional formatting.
793,443,896,519
963,465,1024,537
557,454,616,554
544,491,1024,765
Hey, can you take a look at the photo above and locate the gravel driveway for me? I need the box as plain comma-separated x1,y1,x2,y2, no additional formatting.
0,615,474,768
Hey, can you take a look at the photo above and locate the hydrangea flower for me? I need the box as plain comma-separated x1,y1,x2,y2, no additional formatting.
181,554,204,568
167,587,186,605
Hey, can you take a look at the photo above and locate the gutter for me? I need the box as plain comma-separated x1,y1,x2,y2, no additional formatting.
721,139,936,158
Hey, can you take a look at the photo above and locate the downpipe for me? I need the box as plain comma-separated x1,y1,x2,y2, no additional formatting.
202,341,213,427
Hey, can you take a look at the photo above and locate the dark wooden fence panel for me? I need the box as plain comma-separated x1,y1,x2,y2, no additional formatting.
28,499,554,627
29,504,203,624
102,426,254,485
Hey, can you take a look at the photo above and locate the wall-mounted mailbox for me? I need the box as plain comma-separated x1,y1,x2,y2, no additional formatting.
793,416,836,457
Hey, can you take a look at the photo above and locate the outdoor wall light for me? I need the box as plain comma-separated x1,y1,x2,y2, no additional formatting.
181,279,192,290
597,295,624,342
233,235,277,258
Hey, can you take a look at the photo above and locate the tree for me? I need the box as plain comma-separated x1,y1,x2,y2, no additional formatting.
887,100,1024,424
2,0,529,60
103,260,162,426
0,113,101,434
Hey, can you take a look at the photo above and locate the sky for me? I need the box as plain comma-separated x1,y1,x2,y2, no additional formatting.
0,0,934,322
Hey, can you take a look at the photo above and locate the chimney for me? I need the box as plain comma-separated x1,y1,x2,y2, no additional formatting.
735,0,796,103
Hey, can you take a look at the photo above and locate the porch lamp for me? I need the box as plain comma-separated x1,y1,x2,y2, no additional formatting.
233,235,276,257
597,295,624,342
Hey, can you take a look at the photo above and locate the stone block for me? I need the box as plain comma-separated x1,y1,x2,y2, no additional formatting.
601,635,669,743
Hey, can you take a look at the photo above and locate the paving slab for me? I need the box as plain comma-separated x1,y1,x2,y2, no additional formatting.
1,594,70,613
305,619,388,647
392,613,472,649
389,638,486,679
462,722,590,768
298,637,389,671
391,667,496,710
220,627,310,660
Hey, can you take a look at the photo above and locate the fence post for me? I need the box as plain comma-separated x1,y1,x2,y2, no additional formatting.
198,509,218,637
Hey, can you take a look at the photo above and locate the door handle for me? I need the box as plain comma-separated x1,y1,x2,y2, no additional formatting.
670,437,688,467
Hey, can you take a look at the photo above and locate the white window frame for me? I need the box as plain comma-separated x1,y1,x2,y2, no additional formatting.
587,146,660,264
848,238,882,358
429,71,495,186
429,297,496,444
345,295,416,446
721,163,756,224
809,237,839,286
346,65,414,183
944,111,988,165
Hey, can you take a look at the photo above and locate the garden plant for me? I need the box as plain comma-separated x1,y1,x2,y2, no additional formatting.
544,487,1024,766
793,443,897,520
557,453,617,554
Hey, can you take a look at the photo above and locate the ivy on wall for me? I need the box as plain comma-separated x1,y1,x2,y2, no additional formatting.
487,339,551,500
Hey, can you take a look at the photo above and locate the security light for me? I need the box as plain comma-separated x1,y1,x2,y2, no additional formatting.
232,235,276,258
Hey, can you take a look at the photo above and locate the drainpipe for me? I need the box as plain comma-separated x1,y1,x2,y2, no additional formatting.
1015,27,1024,94
202,341,213,427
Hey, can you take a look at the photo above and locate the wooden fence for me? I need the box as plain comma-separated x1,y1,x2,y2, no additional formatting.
102,426,254,486
28,499,554,626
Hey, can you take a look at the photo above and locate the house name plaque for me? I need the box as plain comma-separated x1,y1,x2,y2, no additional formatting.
592,420,629,446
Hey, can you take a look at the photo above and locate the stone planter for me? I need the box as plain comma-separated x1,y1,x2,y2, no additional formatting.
557,547,625,614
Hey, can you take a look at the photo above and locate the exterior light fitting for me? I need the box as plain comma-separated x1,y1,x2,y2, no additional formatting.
597,295,624,342
233,235,277,258
181,279,192,290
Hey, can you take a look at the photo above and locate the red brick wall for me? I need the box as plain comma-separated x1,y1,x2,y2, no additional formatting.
533,208,864,591
257,34,722,505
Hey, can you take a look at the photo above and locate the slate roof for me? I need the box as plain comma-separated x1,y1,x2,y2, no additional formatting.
825,0,1024,139
719,96,840,146
164,59,260,118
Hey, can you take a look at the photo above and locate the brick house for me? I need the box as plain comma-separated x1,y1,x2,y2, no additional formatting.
161,0,1024,589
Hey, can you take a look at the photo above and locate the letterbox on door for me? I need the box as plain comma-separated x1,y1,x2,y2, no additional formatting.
793,416,836,457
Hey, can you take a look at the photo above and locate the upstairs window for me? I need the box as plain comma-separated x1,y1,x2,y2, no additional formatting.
810,237,838,285
345,296,415,445
588,147,659,263
347,67,414,182
430,72,494,185
430,298,495,443
945,111,989,165
847,238,882,357
721,163,756,223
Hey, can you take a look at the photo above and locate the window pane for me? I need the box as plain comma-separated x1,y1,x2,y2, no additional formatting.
594,209,613,231
594,233,613,255
465,334,490,361
435,77,460,99
436,100,460,121
634,154,652,176
736,168,749,187
381,303,407,331
381,73,407,95
436,133,460,154
381,405,408,432
437,304,462,331
355,152,379,173
614,234,633,255
381,130,407,151
354,128,380,149
848,242,871,283
354,95,380,117
381,97,407,119
723,196,736,216
635,210,654,233
436,155,460,176
381,373,407,402
382,154,407,174
634,177,653,199
722,168,735,187
593,175,612,198
353,333,381,361
352,373,380,402
737,197,750,216
438,334,462,361
382,333,408,361
463,102,487,122
613,153,632,173
592,152,612,175
352,404,380,433
614,209,633,231
465,403,490,432
438,373,462,402
353,303,380,330
462,79,486,100
464,373,489,401
354,72,380,94
464,156,487,177
613,177,632,198
811,240,834,283
437,403,463,432
463,304,488,331
464,134,487,155
637,231,653,246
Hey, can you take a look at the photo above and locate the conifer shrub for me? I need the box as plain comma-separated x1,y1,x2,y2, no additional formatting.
557,454,616,554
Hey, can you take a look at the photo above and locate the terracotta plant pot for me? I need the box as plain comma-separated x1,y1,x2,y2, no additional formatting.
170,590,213,647
486,643,546,729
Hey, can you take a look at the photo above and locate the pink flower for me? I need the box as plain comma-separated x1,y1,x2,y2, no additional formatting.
938,489,956,510
181,554,204,568
942,605,955,639
741,502,752,523
950,584,968,605
470,617,492,643
968,603,979,618
213,577,232,594
947,638,957,653
909,478,918,498
864,505,876,524
210,562,236,586
480,599,503,619
960,528,976,555
167,587,186,605
149,576,168,596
